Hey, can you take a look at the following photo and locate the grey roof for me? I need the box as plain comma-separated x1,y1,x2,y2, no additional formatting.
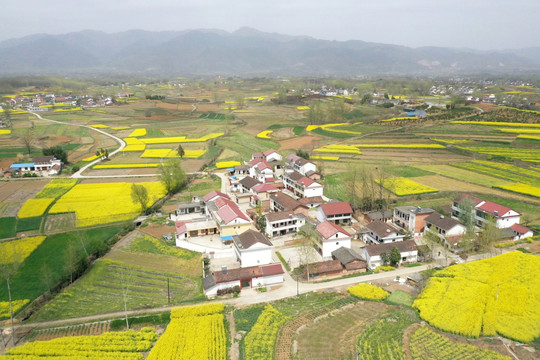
366,210,393,221
364,239,418,257
331,247,363,265
235,165,250,171
239,176,261,189
233,229,272,249
424,212,463,231
202,275,216,290
394,205,434,215
366,221,403,238
287,170,304,181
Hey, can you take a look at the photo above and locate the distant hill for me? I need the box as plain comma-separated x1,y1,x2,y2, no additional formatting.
0,28,539,76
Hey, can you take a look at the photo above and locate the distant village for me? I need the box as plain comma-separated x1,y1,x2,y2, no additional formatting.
169,150,533,297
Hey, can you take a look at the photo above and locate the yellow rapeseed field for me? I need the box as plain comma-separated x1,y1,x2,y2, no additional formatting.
122,145,146,152
89,124,109,128
256,130,273,139
0,129,11,135
49,182,166,227
314,144,362,154
82,155,100,162
310,155,339,161
128,128,146,137
244,305,289,360
147,304,226,360
0,236,46,265
354,144,445,149
93,163,160,169
413,252,540,343
380,116,416,122
451,121,540,128
377,177,438,196
348,283,390,300
0,300,30,320
216,161,242,168
123,137,144,145
140,149,205,158
496,183,540,198
17,198,54,218
141,133,223,144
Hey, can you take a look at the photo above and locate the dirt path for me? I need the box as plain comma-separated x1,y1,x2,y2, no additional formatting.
402,323,421,360
227,311,239,360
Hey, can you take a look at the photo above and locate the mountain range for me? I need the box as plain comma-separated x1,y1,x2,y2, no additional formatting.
1,27,539,76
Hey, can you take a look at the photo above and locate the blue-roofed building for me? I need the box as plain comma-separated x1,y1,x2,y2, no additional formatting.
10,162,35,171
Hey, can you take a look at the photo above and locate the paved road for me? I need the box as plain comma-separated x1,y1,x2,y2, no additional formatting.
28,112,126,178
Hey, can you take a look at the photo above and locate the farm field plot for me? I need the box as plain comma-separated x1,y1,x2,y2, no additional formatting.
356,308,418,360
451,162,540,187
358,149,469,165
147,303,226,360
48,182,165,227
216,129,278,160
413,164,513,187
456,146,540,163
0,226,122,317
244,305,289,360
295,301,389,360
29,321,111,342
408,326,511,360
413,252,540,343
0,328,157,360
377,177,438,196
32,257,202,321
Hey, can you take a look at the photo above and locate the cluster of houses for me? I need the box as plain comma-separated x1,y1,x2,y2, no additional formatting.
4,156,63,177
4,92,126,112
170,149,533,297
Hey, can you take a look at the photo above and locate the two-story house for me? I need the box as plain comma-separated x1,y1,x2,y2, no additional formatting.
282,169,323,198
232,229,273,267
393,206,435,237
363,221,406,244
316,221,352,258
452,194,521,229
424,212,466,248
317,201,353,225
264,211,306,238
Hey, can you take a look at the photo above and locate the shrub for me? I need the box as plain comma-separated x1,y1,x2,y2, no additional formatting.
348,283,390,301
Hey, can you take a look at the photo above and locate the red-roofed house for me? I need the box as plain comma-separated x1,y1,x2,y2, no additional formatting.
317,201,354,224
251,183,279,199
205,192,252,236
316,221,352,258
249,158,274,183
202,263,284,297
262,149,282,162
508,223,533,241
452,194,521,229
282,169,323,198
203,191,230,203
286,154,317,175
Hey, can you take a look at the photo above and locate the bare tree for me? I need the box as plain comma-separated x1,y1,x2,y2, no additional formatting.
457,197,477,252
0,242,23,346
64,242,80,284
131,183,150,214
177,144,185,159
295,225,318,281
22,127,34,155
119,268,133,329
39,263,54,296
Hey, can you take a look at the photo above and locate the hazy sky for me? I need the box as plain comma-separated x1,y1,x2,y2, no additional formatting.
1,0,538,50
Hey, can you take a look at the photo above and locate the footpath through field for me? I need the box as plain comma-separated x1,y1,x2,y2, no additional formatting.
28,112,126,178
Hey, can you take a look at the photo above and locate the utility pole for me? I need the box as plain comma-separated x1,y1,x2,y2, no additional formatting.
167,278,170,304
296,275,299,296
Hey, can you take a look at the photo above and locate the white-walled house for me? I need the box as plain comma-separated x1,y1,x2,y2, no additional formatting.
362,240,418,270
317,202,353,224
424,212,466,248
265,211,306,238
364,221,406,244
287,154,317,175
508,223,533,241
262,149,282,162
452,194,521,229
232,229,273,267
282,169,323,198
202,263,284,297
393,206,435,237
316,221,352,258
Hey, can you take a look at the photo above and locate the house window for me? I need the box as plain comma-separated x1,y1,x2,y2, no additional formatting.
336,242,339,245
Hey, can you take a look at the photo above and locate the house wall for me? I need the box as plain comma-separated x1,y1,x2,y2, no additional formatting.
304,186,323,198
204,280,241,297
240,247,273,268
322,238,351,258
414,213,431,234
496,216,520,228
220,222,252,237
266,153,282,162
316,207,326,223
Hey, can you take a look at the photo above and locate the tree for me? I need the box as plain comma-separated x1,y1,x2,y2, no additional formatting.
476,216,501,252
390,246,401,267
40,263,54,296
0,242,23,346
295,225,317,281
119,268,133,329
131,183,150,214
43,145,68,164
423,227,441,260
307,101,324,125
457,197,477,252
95,148,109,160
177,144,185,159
158,159,186,194
64,242,81,284
380,252,390,266
254,202,266,231
234,92,245,109
22,126,34,155
295,149,310,160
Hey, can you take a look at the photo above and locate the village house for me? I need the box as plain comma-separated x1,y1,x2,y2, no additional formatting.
424,212,466,248
316,201,353,225
232,229,273,267
169,197,205,220
286,154,317,175
248,158,274,183
175,219,219,240
363,221,406,244
298,196,324,208
393,206,435,237
269,191,309,216
282,169,323,198
452,194,521,229
251,183,279,200
316,221,352,258
205,194,252,236
8,155,63,176
202,263,284,297
364,209,393,223
264,211,306,238
506,223,534,241
308,259,344,279
362,240,418,270
331,247,367,272
239,176,262,193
